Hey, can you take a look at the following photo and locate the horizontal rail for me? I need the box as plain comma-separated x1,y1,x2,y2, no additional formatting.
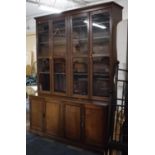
118,68,128,72
117,79,128,82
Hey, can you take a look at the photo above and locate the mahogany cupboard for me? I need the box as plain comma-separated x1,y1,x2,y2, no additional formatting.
29,2,122,152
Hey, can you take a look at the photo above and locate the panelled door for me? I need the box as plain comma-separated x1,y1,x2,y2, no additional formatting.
64,102,82,141
84,104,108,146
30,97,45,133
45,101,62,136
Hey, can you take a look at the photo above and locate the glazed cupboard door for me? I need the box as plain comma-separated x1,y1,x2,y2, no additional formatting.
52,18,67,95
90,10,111,98
37,20,51,93
71,13,89,98
64,102,81,141
29,97,45,134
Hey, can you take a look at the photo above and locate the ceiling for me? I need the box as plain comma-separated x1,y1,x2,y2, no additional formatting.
26,0,127,33
26,0,110,19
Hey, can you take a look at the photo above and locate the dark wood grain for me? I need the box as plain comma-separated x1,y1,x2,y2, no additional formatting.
64,103,81,140
29,97,44,133
45,101,61,136
84,104,108,146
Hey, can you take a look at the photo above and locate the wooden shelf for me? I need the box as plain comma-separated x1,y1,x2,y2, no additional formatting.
74,73,88,75
39,41,49,45
54,73,66,75
38,30,49,34
73,24,88,28
93,73,109,76
93,36,109,40
39,72,50,74
37,57,50,59
92,54,109,57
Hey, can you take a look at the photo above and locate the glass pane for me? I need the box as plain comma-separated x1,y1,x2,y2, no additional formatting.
38,23,49,57
93,57,109,76
39,33,48,43
38,23,49,33
54,58,66,92
53,20,66,57
38,58,50,72
73,58,88,95
39,73,50,91
93,78,110,97
92,12,110,56
38,43,49,57
93,57,110,97
72,16,88,56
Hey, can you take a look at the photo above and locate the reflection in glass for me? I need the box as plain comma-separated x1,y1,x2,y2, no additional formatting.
72,16,88,56
93,56,110,97
54,58,66,93
92,12,110,56
53,20,66,57
93,78,110,97
38,23,49,33
93,57,109,75
38,58,49,72
73,58,88,95
38,44,49,57
39,73,50,91
39,33,48,43
38,22,49,57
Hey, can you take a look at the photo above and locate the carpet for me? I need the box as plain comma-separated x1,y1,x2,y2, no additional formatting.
26,132,101,155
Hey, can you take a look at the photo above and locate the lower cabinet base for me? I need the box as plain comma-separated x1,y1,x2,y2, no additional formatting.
29,95,109,153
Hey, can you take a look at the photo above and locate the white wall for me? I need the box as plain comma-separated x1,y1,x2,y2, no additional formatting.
117,19,128,69
26,18,36,34
116,19,128,103
26,33,36,66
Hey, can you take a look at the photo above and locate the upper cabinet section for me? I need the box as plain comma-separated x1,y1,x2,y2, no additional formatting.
35,2,122,99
